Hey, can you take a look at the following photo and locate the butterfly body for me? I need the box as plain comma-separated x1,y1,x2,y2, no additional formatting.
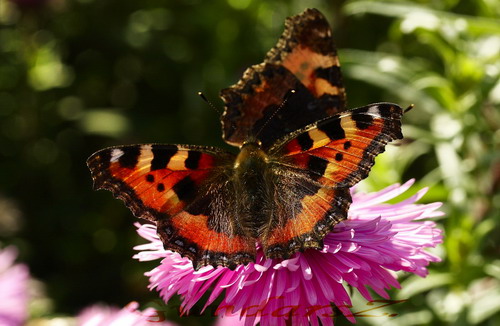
232,141,270,238
88,9,404,270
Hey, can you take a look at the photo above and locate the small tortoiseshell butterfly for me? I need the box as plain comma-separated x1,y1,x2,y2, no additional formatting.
88,8,403,270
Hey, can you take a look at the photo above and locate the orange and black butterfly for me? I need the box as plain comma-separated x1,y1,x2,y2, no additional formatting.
87,8,403,270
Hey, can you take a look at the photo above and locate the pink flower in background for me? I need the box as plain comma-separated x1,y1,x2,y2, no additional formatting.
0,246,29,326
77,301,176,326
134,180,443,326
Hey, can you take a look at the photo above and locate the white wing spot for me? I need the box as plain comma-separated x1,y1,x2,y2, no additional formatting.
315,29,328,38
110,149,124,162
367,106,380,115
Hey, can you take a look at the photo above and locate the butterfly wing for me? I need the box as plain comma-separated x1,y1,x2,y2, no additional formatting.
221,8,346,149
87,144,256,270
261,103,403,257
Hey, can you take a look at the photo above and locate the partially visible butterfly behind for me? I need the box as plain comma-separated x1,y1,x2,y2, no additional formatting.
87,8,404,270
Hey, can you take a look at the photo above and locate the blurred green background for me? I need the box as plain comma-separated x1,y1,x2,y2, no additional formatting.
0,0,499,324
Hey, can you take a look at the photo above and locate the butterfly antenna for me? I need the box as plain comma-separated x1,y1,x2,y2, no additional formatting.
404,104,415,114
198,91,222,115
255,89,296,138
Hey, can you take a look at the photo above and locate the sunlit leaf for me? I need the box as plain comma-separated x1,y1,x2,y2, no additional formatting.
397,273,453,298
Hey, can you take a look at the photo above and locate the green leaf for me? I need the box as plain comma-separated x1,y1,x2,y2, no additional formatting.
397,273,453,298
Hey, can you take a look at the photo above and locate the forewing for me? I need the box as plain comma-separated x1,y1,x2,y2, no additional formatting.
271,103,404,188
261,103,403,256
87,144,255,270
221,8,346,149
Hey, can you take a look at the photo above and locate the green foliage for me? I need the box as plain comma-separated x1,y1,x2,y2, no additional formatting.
340,0,500,324
0,0,498,324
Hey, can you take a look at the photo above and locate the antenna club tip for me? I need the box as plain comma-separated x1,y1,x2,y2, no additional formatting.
198,92,210,102
283,89,296,100
197,92,221,114
404,104,415,113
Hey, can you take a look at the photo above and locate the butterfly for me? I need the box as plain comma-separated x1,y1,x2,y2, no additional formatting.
87,8,403,270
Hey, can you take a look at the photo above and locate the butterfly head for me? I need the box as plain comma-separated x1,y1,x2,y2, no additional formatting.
234,138,268,170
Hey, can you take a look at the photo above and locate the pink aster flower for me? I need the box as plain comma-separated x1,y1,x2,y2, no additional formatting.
77,301,176,326
0,246,29,326
133,179,443,325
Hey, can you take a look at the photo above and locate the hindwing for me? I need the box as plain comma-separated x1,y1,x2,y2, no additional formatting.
221,8,346,149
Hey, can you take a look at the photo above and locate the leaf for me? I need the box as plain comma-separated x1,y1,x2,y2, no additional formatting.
397,273,453,298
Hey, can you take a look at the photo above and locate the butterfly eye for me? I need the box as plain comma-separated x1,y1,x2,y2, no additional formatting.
241,139,262,147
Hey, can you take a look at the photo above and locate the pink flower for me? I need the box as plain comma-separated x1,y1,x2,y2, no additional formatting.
134,180,443,325
0,246,29,326
77,301,176,326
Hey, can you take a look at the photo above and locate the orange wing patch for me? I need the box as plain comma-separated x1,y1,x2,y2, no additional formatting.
282,46,342,98
163,211,256,269
262,187,351,258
